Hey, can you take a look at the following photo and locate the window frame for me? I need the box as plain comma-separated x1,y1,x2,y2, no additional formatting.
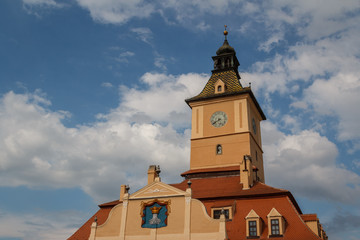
214,79,225,94
245,209,262,238
211,206,233,220
267,208,285,237
248,220,258,237
270,219,280,236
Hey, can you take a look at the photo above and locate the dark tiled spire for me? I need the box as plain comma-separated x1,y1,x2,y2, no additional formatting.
216,25,235,55
186,26,244,103
212,26,240,75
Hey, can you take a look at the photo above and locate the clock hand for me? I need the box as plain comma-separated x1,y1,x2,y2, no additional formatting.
212,118,220,124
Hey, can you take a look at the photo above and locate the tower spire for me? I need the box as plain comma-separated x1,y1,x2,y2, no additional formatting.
224,25,228,40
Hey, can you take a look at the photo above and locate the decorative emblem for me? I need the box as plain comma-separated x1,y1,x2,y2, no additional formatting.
140,199,171,228
145,188,169,194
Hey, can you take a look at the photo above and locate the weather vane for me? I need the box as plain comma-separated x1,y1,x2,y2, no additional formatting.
224,25,228,40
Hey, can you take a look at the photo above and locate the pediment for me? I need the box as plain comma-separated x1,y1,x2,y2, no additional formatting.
130,181,187,199
267,207,282,217
245,209,259,219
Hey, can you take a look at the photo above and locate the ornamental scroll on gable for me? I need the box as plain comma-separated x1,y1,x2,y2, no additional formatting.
140,199,171,228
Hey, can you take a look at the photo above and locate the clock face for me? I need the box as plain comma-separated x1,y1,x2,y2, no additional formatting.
210,111,228,128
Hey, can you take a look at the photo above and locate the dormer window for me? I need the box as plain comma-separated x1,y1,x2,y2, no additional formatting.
215,79,225,94
267,208,286,237
245,210,262,238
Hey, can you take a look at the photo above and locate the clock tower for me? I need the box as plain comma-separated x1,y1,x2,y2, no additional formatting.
185,28,266,186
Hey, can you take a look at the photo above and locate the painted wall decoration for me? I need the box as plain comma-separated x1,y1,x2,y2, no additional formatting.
140,199,171,228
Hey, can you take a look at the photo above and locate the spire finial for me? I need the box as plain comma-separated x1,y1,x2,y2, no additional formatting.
223,25,228,40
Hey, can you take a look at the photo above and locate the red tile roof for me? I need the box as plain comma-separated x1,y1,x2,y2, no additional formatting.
68,176,321,240
170,176,321,240
98,200,121,207
200,196,321,240
67,206,113,240
181,165,240,176
301,214,319,222
171,176,292,200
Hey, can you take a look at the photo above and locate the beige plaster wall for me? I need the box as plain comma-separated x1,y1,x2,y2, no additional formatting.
96,204,123,237
247,98,263,146
249,136,265,182
191,106,204,139
189,94,264,173
305,221,319,236
94,196,225,240
202,100,236,137
190,199,220,233
190,133,251,169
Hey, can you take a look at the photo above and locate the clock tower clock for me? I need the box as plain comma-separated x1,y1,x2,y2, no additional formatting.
185,28,266,185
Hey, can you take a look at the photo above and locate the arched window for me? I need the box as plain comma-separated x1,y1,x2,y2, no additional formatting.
217,59,222,69
217,85,222,92
226,58,230,67
216,144,222,155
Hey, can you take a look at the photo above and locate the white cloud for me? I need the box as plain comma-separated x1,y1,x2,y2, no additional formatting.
22,0,65,18
2,70,358,207
304,73,360,143
131,27,153,44
114,51,135,63
21,0,360,45
0,72,207,203
23,0,62,7
263,121,360,204
0,210,81,240
75,0,155,24
154,56,167,71
101,82,113,88
256,0,360,40
112,72,208,127
196,21,210,31
325,211,360,240
159,0,237,21
258,32,284,52
245,17,360,149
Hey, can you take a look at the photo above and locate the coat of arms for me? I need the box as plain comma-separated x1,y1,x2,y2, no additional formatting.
140,199,171,228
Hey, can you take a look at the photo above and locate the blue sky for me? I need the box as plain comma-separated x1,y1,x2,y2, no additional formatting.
0,0,360,239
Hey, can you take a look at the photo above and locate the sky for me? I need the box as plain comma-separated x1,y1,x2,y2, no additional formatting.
0,0,359,239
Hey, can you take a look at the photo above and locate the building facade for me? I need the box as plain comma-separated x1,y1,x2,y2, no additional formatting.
68,30,327,240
